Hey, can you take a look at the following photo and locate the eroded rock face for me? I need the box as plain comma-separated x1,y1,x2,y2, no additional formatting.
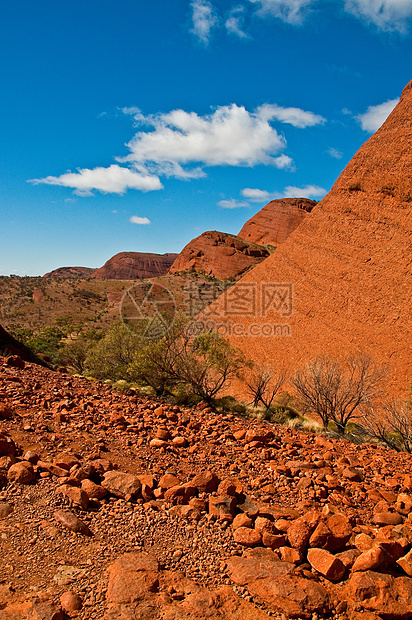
238,198,316,246
169,231,270,280
204,78,412,399
92,252,178,280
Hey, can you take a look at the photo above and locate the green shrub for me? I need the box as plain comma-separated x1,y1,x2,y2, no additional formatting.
268,403,300,425
127,317,247,402
85,322,143,380
59,336,92,374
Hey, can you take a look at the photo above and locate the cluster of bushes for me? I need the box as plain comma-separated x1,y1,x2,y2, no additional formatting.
8,317,102,367
16,316,246,405
83,318,246,404
70,322,412,454
286,355,412,454
8,315,412,454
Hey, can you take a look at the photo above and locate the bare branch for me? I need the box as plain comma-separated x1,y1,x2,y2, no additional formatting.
292,354,384,433
361,400,412,453
245,366,287,410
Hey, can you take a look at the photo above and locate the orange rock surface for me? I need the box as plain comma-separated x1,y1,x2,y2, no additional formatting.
204,79,412,399
169,230,269,280
238,197,315,246
92,251,178,280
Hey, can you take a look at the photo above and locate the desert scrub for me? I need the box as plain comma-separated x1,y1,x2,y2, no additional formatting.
292,353,384,434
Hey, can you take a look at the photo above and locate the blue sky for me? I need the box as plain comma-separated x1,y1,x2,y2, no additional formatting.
1,0,411,275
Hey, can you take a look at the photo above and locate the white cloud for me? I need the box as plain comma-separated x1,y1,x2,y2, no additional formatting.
120,102,324,177
218,198,250,208
283,184,327,198
32,101,325,197
241,188,271,201
328,147,343,159
241,184,327,202
191,0,218,43
247,0,412,32
149,161,207,179
30,164,163,195
121,104,291,172
130,215,151,225
249,0,316,24
344,0,412,32
272,154,295,169
225,6,249,37
258,103,326,128
356,98,399,132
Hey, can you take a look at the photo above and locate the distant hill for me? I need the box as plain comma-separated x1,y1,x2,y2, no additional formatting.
92,252,178,280
42,197,316,284
44,266,96,278
238,197,316,246
169,231,270,280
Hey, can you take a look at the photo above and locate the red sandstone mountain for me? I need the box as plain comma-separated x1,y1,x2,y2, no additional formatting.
43,266,96,278
238,197,316,246
205,78,412,399
92,252,178,280
169,230,270,280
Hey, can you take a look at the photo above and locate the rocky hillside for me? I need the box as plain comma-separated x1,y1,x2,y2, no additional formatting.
44,267,96,279
92,252,178,280
204,78,412,400
169,231,270,281
0,324,48,366
238,197,316,246
0,276,134,331
2,357,412,618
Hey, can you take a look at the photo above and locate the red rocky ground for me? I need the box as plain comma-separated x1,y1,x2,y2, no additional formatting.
2,356,412,619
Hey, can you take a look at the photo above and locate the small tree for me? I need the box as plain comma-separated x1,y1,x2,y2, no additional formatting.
362,400,412,453
59,336,91,374
176,331,247,403
128,320,247,402
85,322,143,380
245,366,286,410
127,317,186,395
292,353,383,434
